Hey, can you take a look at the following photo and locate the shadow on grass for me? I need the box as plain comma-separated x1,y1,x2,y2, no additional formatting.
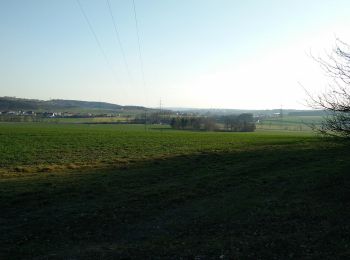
1,143,350,259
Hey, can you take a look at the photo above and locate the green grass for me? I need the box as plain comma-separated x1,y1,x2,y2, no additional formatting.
257,115,323,131
0,123,314,174
1,123,349,259
41,117,132,123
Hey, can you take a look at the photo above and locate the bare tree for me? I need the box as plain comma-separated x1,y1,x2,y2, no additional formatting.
307,39,350,137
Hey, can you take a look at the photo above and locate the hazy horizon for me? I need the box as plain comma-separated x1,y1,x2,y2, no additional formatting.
2,0,350,109
1,95,318,111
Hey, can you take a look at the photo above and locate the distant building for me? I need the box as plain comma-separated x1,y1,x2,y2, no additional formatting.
24,111,36,116
43,112,56,118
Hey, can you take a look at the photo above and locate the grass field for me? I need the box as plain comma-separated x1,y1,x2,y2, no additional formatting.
1,123,350,259
41,117,132,124
257,115,323,131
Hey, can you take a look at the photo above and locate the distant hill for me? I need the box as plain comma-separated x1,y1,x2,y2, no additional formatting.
0,97,325,116
167,107,326,116
0,97,147,113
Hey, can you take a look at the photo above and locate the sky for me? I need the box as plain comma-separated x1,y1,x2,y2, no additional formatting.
1,0,350,109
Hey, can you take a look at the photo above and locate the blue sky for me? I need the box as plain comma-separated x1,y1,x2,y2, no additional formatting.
1,0,350,109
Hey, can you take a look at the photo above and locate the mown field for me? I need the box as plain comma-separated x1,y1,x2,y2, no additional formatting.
257,115,323,131
1,123,350,259
41,116,132,124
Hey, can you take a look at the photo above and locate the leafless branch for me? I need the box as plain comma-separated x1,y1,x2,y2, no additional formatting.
307,39,350,138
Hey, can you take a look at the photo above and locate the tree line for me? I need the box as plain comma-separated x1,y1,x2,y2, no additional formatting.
220,113,256,132
170,113,256,132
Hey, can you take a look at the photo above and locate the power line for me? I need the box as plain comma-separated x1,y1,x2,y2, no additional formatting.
132,0,146,88
131,0,148,130
76,0,117,80
106,0,133,85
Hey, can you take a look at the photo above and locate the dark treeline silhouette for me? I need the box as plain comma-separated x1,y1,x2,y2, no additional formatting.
220,113,256,132
170,113,256,132
170,117,217,131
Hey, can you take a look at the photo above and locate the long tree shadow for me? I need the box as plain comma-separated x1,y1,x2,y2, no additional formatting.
1,143,350,259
